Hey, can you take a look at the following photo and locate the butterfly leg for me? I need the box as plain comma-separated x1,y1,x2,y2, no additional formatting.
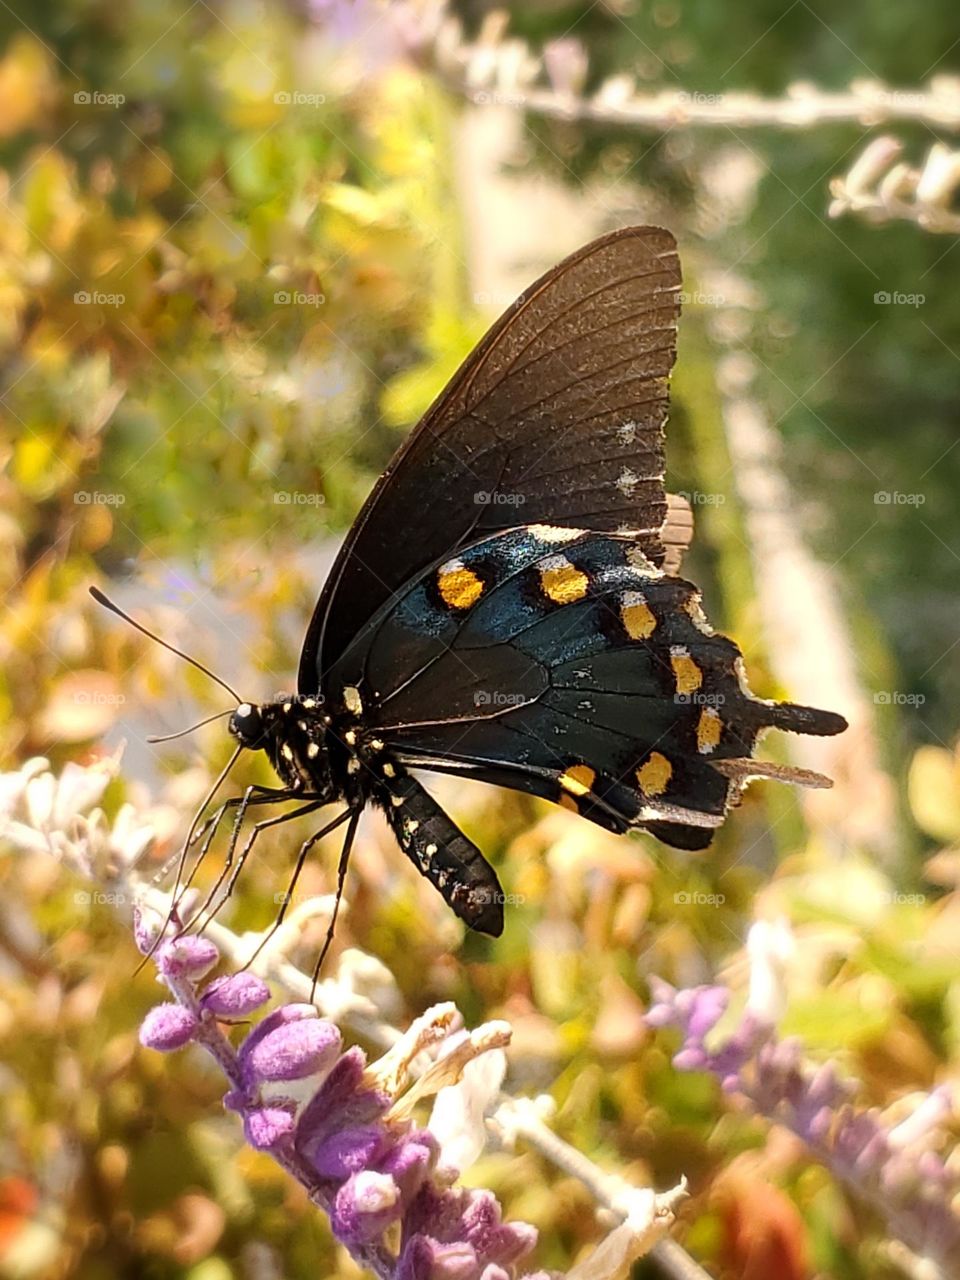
235,806,358,976
176,782,265,922
193,801,327,928
199,800,330,927
190,785,298,850
310,807,363,996
380,769,505,937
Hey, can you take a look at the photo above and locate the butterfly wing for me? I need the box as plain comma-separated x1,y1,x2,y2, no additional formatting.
300,225,684,692
325,526,846,858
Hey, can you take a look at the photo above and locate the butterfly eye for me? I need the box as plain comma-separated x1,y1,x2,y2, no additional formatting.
229,702,264,746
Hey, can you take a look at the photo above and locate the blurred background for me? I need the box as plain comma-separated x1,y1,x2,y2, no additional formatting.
1,1,959,1277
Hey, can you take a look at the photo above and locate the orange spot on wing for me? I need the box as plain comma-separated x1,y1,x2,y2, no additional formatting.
621,591,656,640
539,556,589,605
636,752,673,796
437,561,484,610
560,763,596,797
671,649,703,695
697,707,723,753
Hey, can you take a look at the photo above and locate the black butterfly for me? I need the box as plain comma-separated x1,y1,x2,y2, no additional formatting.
97,226,846,963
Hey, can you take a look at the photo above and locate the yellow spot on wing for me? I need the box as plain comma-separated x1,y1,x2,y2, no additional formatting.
620,591,657,640
636,752,672,796
438,559,484,610
539,556,589,605
670,648,703,695
560,763,595,797
697,707,722,753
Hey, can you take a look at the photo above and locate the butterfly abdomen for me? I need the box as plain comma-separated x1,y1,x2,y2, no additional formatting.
376,767,505,936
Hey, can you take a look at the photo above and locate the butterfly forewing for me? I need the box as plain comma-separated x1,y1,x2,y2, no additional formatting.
300,226,682,690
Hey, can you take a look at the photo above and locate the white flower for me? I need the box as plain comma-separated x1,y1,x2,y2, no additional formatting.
746,917,795,1024
428,1035,507,1174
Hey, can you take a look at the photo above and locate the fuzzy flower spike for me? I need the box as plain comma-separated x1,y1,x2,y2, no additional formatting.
137,909,545,1280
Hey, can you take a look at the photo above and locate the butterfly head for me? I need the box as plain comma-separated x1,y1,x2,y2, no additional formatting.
228,701,270,749
228,694,335,797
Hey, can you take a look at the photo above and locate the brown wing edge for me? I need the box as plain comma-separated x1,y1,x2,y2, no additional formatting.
660,492,694,574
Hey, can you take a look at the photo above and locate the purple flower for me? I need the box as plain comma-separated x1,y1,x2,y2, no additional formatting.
244,1105,298,1151
243,1017,341,1083
399,1184,537,1278
201,973,271,1016
140,1003,198,1051
138,921,543,1278
295,1047,390,1171
645,975,960,1266
157,934,219,979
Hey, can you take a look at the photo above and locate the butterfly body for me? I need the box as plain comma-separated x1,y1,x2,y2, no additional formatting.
188,225,845,948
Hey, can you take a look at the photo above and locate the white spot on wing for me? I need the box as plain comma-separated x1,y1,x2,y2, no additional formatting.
528,524,584,544
616,466,640,497
343,685,363,715
626,545,663,579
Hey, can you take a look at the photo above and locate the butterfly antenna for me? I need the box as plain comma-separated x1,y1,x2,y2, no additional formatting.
148,709,234,743
89,585,242,703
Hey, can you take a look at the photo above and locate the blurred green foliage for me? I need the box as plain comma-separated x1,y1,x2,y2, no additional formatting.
1,2,959,1279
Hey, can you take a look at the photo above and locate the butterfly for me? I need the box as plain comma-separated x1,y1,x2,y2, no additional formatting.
95,225,846,964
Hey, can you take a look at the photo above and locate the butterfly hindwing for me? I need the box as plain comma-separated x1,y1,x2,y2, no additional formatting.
325,526,844,852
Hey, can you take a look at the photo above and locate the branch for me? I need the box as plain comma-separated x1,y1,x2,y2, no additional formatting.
390,6,960,132
830,136,960,232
